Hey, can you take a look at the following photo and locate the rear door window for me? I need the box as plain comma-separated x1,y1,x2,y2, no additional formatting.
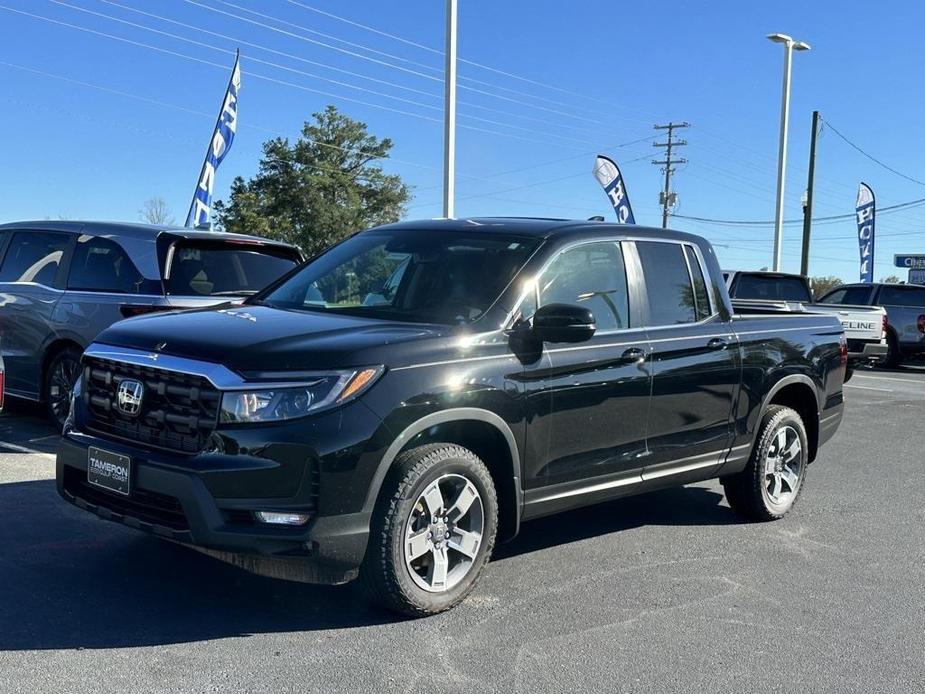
684,246,712,320
0,231,70,286
878,286,925,307
820,286,872,305
733,274,811,302
67,235,145,293
636,241,698,325
166,241,301,297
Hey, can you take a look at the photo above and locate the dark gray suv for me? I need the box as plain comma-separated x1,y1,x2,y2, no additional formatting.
0,221,302,425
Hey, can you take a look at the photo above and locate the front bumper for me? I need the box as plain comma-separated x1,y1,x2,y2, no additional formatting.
57,417,380,585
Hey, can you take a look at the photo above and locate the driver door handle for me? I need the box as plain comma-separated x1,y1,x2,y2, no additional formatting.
621,347,647,363
707,337,728,350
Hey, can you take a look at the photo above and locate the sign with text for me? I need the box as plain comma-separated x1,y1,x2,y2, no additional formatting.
856,182,876,283
894,254,925,269
593,155,636,224
186,51,241,229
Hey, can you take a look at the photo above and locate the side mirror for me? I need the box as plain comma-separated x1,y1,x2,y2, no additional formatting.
531,303,596,343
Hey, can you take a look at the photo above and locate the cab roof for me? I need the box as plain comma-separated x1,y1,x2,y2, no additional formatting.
372,217,703,243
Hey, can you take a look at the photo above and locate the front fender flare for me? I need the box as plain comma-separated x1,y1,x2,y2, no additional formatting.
361,407,523,534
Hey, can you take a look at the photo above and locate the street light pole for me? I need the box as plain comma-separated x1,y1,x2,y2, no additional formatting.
442,0,458,219
768,33,810,271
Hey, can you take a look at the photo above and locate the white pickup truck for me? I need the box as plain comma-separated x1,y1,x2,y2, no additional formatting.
724,271,888,371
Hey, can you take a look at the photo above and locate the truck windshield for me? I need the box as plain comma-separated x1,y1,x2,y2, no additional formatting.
256,230,541,324
734,274,812,302
165,241,301,296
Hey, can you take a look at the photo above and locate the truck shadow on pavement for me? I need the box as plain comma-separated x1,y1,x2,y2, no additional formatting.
0,477,735,650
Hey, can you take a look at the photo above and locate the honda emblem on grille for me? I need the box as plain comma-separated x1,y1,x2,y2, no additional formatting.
116,379,145,416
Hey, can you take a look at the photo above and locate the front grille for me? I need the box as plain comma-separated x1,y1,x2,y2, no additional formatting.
82,357,221,454
62,466,189,531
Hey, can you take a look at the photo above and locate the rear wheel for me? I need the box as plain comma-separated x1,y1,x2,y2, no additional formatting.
884,331,902,369
361,443,498,617
44,347,81,429
722,405,808,521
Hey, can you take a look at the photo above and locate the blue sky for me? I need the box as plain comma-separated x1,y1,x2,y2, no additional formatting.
0,0,922,280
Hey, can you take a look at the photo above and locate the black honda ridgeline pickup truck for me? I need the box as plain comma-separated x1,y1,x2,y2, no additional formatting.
57,219,846,616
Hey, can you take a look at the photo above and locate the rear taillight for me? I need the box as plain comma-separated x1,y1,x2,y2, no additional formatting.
917,315,925,334
0,363,5,412
119,304,174,319
839,335,848,367
883,314,889,338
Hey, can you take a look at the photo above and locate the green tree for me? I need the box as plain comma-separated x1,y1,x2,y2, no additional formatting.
880,274,902,284
214,105,411,255
809,275,843,299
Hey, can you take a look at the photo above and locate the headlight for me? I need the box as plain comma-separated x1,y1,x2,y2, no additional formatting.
219,366,383,424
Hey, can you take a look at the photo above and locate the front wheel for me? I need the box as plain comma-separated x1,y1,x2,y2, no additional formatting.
722,405,808,521
361,443,498,617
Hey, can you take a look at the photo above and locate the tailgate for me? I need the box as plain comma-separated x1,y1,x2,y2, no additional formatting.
808,303,884,341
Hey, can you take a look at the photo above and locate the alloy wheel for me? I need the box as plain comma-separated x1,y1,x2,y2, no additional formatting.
764,425,803,506
48,356,80,426
404,473,484,593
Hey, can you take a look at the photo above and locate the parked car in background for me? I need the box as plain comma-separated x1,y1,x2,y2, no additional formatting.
818,282,925,367
57,218,846,616
724,270,887,373
0,221,303,426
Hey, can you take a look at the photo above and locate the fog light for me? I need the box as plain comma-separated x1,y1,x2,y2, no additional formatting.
253,511,311,526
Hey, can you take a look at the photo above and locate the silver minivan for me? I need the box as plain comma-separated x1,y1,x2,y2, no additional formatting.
0,221,303,426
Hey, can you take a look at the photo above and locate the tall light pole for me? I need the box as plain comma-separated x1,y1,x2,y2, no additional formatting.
768,33,810,271
442,0,458,219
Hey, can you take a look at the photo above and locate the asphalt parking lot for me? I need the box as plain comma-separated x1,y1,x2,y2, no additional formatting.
1,368,923,694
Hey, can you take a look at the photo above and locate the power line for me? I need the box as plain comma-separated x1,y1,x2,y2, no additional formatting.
181,0,630,133
284,0,661,125
96,0,443,101
181,0,443,84
3,4,627,152
223,0,633,129
49,0,449,111
673,196,925,226
288,0,854,198
0,60,443,177
413,136,656,192
61,0,616,147
821,117,925,187
0,58,659,201
212,0,444,75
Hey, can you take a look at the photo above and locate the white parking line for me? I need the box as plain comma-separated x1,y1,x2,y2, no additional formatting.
845,384,894,392
854,374,925,385
0,439,56,460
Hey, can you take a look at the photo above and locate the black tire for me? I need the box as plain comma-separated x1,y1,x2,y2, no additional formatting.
44,347,82,430
361,443,498,617
722,405,808,522
884,331,902,369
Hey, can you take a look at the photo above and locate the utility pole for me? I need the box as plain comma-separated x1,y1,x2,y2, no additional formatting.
652,122,689,228
442,0,457,219
800,110,820,277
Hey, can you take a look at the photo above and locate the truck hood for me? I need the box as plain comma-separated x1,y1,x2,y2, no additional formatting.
95,304,450,372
